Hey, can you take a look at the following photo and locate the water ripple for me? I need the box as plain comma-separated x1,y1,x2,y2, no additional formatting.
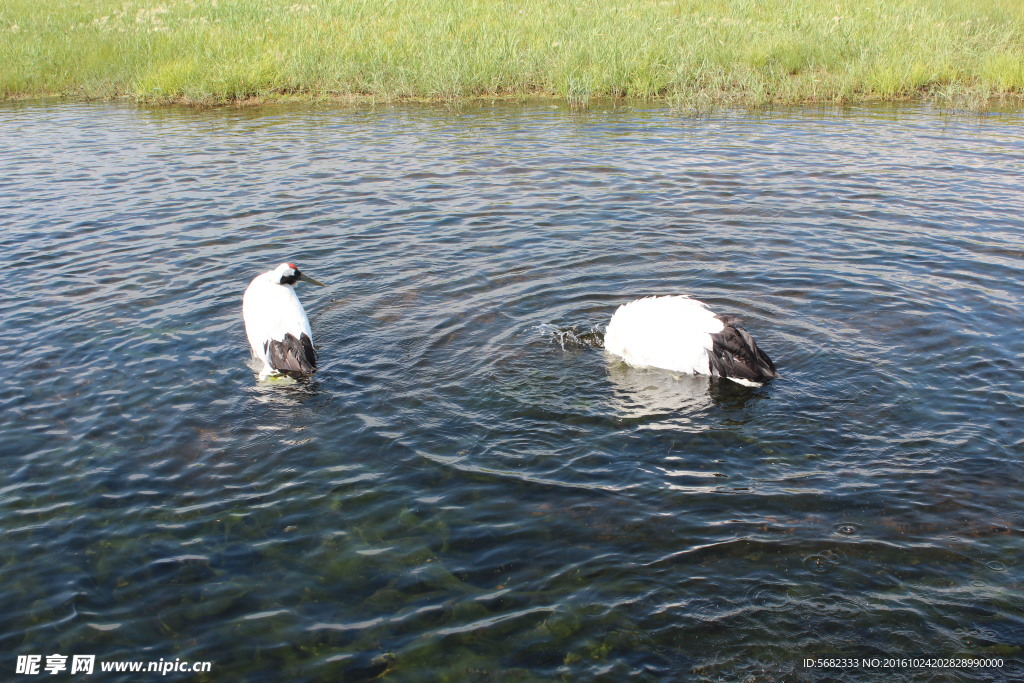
0,102,1021,680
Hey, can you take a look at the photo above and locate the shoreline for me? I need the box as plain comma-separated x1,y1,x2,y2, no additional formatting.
4,88,1024,111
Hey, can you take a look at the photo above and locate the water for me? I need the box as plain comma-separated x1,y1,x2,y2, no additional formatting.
1,102,1022,681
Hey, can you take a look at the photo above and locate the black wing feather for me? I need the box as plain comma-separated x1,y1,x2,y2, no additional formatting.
264,333,317,375
708,315,776,384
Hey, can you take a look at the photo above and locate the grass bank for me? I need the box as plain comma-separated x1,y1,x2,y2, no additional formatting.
2,0,1023,107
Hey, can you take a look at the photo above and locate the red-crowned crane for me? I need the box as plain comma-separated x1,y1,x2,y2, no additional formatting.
604,295,777,387
243,263,325,380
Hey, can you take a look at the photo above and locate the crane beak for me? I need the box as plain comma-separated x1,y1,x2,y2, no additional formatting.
299,273,325,287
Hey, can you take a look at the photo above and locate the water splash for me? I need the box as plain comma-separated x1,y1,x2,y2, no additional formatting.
537,323,605,351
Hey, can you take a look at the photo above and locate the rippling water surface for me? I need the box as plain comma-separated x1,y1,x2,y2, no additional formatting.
2,102,1022,681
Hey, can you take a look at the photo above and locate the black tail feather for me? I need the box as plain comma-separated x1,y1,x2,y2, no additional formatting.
264,332,317,375
708,316,776,384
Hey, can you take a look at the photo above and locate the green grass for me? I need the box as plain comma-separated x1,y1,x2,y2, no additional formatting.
2,0,1023,107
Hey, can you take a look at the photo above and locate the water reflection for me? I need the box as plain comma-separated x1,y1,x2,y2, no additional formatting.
605,358,772,429
605,361,715,426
